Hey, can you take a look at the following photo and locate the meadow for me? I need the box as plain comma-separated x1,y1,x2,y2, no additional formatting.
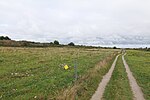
125,50,150,100
0,47,118,100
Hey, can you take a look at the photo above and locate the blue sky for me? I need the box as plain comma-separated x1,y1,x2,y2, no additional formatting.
0,0,150,47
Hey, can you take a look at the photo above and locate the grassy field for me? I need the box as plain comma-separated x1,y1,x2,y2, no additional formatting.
0,47,118,100
103,55,133,100
125,50,150,100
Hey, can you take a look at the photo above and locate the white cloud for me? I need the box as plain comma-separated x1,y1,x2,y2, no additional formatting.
0,0,150,47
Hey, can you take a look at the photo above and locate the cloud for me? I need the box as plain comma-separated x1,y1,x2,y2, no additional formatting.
0,0,150,47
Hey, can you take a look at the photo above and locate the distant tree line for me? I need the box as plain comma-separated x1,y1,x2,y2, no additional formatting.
2,36,148,50
0,36,11,40
0,36,76,47
50,40,75,46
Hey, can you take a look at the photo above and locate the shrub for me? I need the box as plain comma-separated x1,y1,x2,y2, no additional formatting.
68,42,75,46
113,46,117,49
54,40,59,45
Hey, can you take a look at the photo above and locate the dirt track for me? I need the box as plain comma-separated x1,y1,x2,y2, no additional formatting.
91,54,145,100
91,55,119,100
122,54,145,100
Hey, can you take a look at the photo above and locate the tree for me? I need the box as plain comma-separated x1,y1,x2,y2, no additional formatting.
145,47,147,50
50,42,53,45
5,36,11,40
54,40,59,45
0,36,11,40
113,46,117,49
68,42,75,46
0,36,4,40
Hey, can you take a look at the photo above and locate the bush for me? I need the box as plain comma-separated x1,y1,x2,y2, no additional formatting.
68,42,75,46
50,42,53,45
54,40,59,45
113,46,117,49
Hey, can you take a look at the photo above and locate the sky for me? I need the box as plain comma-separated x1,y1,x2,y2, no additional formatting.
0,0,150,48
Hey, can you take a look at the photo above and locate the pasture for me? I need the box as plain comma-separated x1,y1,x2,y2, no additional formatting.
0,47,118,99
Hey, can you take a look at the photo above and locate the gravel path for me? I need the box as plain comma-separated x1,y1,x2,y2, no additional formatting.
122,54,145,100
91,55,119,100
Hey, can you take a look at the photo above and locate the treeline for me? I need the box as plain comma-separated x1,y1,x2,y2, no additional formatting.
126,47,150,51
0,36,76,47
1,36,148,50
0,36,102,49
0,36,115,49
134,47,150,51
0,40,75,47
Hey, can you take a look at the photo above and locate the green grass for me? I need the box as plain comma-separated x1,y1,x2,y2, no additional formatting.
103,55,133,100
0,47,118,99
70,52,117,100
125,50,150,100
